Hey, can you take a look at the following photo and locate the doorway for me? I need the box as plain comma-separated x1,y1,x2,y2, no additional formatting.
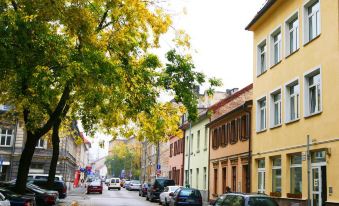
311,151,327,206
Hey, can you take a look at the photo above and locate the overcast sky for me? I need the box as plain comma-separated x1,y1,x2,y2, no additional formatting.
156,0,266,92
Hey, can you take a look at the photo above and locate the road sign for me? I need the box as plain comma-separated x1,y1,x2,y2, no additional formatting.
157,164,161,170
156,169,161,177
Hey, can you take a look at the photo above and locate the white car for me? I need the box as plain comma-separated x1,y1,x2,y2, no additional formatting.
108,178,121,190
28,173,63,181
160,185,182,206
0,192,10,206
127,180,141,191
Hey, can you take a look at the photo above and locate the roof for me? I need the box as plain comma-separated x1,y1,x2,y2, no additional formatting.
208,84,253,112
245,0,276,30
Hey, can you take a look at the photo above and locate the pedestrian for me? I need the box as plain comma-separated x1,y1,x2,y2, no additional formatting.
225,186,231,193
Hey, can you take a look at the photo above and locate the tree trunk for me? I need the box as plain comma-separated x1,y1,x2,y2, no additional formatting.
15,131,39,194
47,119,61,189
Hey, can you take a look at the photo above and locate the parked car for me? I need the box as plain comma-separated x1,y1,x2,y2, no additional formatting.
138,183,149,197
168,188,202,206
0,192,10,206
123,180,130,189
160,186,182,206
87,180,103,194
27,174,63,181
126,180,141,191
0,187,36,206
211,193,279,206
103,179,108,186
28,179,67,199
108,178,121,190
146,177,175,202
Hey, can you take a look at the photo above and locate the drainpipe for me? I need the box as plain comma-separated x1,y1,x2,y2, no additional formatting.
307,135,311,206
9,117,18,180
186,122,192,188
244,104,252,193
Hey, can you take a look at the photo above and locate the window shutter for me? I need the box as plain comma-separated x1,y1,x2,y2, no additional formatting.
246,113,251,140
225,123,229,146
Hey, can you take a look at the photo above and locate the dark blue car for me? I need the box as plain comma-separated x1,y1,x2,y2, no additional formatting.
0,187,36,206
169,188,202,206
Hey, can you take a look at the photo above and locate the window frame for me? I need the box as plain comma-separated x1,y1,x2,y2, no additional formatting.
36,139,45,149
303,0,321,45
304,66,322,117
284,10,299,57
257,38,267,76
285,78,300,123
270,87,282,128
257,159,266,194
290,154,302,194
196,130,200,153
269,25,282,67
0,128,13,147
271,157,282,193
256,95,267,132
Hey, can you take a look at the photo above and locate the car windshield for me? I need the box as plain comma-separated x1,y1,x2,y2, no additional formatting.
132,180,140,184
91,181,101,186
169,186,180,192
156,179,175,187
248,197,278,206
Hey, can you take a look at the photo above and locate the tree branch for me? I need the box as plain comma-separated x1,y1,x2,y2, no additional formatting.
97,9,109,31
11,1,18,11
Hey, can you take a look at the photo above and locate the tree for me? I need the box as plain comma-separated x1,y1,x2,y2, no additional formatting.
0,0,220,193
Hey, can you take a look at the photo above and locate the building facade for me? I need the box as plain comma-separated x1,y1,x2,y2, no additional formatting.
207,84,252,201
168,136,184,186
246,0,339,205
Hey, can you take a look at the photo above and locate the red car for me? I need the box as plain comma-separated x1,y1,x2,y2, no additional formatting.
87,180,103,194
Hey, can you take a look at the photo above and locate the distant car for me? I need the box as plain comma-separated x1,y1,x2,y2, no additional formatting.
123,180,131,188
105,179,110,186
0,187,36,206
0,192,10,206
87,180,103,194
108,178,121,190
126,180,141,191
29,179,67,199
146,177,175,202
168,188,202,206
211,193,279,206
138,183,149,197
160,186,182,206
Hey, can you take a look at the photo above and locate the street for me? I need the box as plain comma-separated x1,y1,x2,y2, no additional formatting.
59,186,160,206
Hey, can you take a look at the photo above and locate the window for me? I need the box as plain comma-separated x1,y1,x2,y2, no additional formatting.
203,167,207,189
0,128,13,146
232,166,237,192
285,12,299,56
204,128,208,150
230,120,238,144
190,134,194,155
36,139,45,148
222,167,227,193
196,168,199,188
197,130,200,152
304,68,322,116
270,89,282,127
257,40,267,75
272,157,282,193
214,168,218,194
290,154,302,194
220,125,226,147
240,114,250,140
189,169,192,186
258,159,265,193
185,170,188,185
185,136,189,155
304,0,320,44
270,27,282,66
257,97,267,132
170,143,173,157
212,128,218,150
285,79,300,122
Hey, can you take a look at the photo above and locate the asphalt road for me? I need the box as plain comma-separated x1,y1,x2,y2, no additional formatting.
62,186,161,206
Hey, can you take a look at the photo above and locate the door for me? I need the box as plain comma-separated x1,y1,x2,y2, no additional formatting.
311,165,326,206
258,169,265,193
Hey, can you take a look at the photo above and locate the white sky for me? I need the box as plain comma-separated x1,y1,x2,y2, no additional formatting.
156,0,267,92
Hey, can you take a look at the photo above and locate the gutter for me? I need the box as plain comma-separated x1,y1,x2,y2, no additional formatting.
245,0,276,30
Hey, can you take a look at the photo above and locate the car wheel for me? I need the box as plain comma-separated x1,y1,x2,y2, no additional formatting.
118,188,121,190
146,195,149,201
100,191,102,194
165,198,168,206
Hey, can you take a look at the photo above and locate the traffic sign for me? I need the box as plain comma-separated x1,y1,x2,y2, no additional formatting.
157,164,161,170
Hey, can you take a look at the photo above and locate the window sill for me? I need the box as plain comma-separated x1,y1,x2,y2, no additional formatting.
285,118,300,125
270,60,282,69
0,145,12,148
203,148,207,151
196,150,200,153
270,123,282,130
256,69,267,78
304,110,322,119
303,33,321,47
285,48,300,59
256,128,267,134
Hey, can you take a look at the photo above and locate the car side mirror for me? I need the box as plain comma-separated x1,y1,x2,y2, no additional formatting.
169,192,174,197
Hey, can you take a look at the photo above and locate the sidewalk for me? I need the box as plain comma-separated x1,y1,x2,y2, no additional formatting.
57,186,87,206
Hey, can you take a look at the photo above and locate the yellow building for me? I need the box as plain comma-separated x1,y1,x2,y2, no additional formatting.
246,0,339,206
